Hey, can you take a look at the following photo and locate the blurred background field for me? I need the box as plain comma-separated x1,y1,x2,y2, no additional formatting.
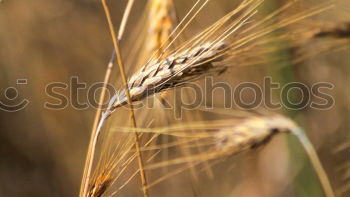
0,0,349,197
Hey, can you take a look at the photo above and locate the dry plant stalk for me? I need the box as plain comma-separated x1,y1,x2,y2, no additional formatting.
80,0,139,196
81,0,150,197
85,1,178,197
100,0,150,197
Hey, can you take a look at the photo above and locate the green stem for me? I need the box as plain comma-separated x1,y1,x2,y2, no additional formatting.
292,129,335,197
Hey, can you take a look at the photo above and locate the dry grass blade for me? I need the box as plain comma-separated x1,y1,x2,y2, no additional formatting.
80,51,116,197
291,128,335,197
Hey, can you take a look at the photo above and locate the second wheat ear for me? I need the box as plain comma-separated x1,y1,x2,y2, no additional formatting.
119,114,334,197
219,116,335,197
216,116,334,197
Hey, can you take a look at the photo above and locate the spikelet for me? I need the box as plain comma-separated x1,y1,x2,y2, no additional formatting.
87,172,112,197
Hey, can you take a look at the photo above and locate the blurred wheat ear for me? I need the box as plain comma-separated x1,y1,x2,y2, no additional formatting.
118,112,334,197
312,22,350,39
145,0,177,59
218,115,335,197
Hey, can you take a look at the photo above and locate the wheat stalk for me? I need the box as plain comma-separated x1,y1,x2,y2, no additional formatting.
79,0,137,196
85,1,178,196
100,0,150,197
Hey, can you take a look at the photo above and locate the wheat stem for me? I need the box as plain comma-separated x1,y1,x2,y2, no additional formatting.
292,129,335,197
118,0,135,41
80,50,116,197
80,0,138,197
101,1,149,197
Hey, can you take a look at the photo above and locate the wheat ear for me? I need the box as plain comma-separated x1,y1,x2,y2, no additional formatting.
217,115,335,197
101,1,334,117
115,113,334,197
108,41,228,113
